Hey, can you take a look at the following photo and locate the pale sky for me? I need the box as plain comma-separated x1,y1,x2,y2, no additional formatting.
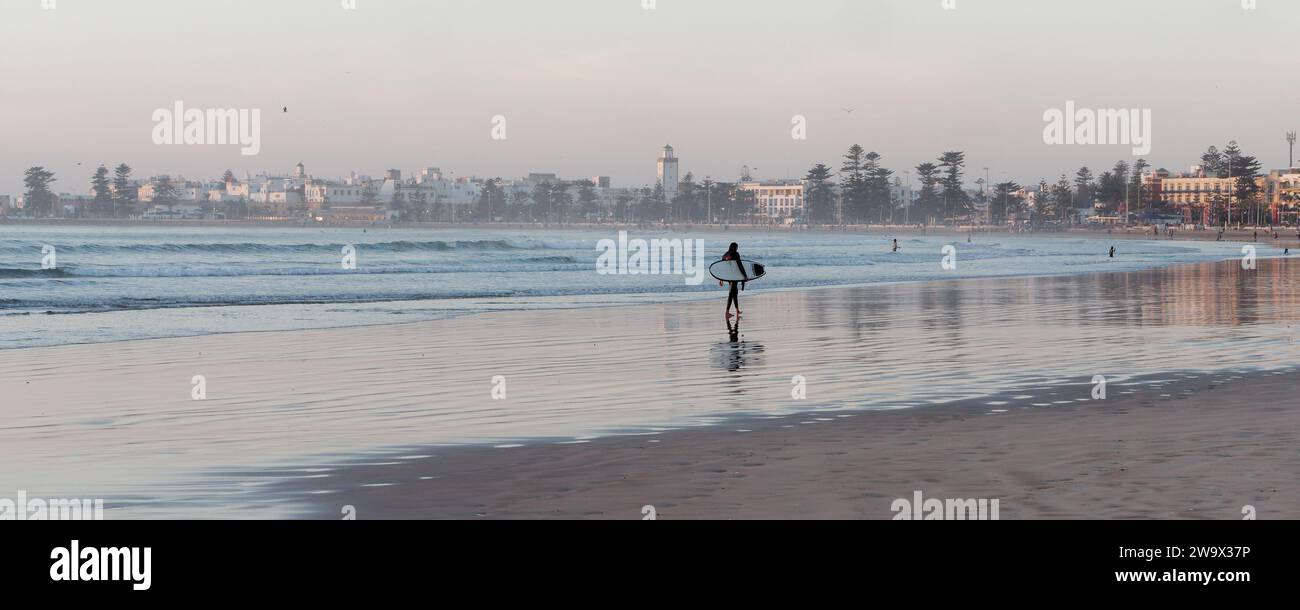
2,0,1297,197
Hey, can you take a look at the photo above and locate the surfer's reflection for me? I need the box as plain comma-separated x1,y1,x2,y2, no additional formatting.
711,318,764,372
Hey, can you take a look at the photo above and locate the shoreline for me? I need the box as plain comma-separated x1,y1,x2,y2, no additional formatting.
2,226,1275,352
5,216,1299,247
3,257,1296,518
1,253,1264,353
275,366,1300,520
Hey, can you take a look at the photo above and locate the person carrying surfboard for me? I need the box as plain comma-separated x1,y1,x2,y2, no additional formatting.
721,242,747,318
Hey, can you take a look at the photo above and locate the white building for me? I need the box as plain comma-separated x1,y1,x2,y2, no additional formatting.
365,170,484,220
417,167,445,183
740,180,805,221
305,181,371,205
657,145,679,201
137,176,206,203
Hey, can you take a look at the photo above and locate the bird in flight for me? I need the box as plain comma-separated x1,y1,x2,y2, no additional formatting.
841,108,856,114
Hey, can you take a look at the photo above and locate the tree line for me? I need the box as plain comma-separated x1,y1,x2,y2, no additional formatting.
800,141,1268,226
459,176,761,224
13,140,1270,225
20,164,137,218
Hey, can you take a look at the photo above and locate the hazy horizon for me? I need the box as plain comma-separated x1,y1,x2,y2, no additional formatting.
3,0,1298,197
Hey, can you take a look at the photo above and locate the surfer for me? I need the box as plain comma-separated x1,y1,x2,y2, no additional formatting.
891,239,899,253
1109,246,1116,258
721,242,748,318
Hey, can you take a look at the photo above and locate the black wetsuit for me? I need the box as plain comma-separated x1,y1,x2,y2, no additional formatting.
725,250,747,312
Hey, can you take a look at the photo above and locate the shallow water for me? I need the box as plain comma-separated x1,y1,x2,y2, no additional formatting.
0,254,1297,518
0,224,1264,348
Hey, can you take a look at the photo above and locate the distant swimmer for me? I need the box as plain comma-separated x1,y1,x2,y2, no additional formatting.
1109,246,1116,258
892,239,899,253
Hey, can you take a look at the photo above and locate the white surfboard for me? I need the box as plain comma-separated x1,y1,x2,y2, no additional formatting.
709,259,766,282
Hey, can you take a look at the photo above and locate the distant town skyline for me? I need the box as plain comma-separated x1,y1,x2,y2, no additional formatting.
4,0,1298,199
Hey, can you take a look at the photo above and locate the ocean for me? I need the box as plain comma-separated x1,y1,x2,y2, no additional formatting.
0,224,1262,348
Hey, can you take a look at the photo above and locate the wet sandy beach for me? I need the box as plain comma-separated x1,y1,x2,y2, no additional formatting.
2,258,1298,517
284,368,1300,519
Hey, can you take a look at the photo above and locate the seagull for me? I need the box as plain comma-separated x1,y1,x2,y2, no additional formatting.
841,108,856,114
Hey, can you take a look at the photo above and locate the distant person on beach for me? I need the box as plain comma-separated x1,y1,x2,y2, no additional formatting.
1109,246,1116,258
892,239,899,253
721,242,747,319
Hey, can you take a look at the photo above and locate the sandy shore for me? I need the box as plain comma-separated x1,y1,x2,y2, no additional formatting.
286,368,1300,519
3,258,1297,517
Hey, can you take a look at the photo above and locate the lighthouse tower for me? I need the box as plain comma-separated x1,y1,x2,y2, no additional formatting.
657,145,679,201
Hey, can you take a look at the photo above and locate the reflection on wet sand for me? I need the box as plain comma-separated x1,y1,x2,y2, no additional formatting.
711,318,765,374
0,259,1297,517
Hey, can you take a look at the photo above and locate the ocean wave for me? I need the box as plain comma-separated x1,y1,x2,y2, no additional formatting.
13,262,589,278
522,255,580,263
0,268,71,279
0,239,553,255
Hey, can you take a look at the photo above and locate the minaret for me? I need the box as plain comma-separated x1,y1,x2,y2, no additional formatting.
657,145,679,201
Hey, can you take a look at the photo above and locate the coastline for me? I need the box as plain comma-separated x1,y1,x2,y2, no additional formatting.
2,257,1296,518
5,216,1299,248
4,223,1270,352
